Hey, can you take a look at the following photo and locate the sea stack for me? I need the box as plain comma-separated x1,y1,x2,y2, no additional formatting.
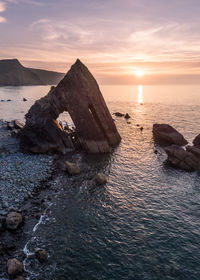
20,59,121,154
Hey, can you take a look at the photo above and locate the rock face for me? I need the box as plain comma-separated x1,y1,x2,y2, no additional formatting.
20,59,121,154
7,258,23,275
6,212,22,230
153,124,188,146
164,145,200,171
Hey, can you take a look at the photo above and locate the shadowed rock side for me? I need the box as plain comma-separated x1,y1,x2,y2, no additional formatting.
20,59,121,154
153,124,188,146
164,145,200,171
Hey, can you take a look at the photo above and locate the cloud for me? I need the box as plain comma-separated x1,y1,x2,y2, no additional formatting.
0,15,6,22
0,1,6,22
0,1,6,12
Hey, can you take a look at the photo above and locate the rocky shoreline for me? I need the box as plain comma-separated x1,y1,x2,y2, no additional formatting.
0,119,71,279
0,119,109,279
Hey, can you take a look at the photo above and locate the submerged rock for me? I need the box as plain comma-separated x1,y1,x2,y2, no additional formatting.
35,249,48,263
164,145,200,171
153,124,188,146
124,113,131,119
65,161,81,175
20,59,121,154
6,212,22,230
114,112,124,117
7,258,23,275
94,173,108,185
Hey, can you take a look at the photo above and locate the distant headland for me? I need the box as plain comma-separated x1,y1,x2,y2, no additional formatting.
0,59,65,86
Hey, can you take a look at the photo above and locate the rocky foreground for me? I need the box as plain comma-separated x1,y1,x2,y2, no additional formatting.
0,119,109,279
153,123,200,171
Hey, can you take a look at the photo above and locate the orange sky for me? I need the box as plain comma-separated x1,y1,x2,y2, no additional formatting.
1,0,200,84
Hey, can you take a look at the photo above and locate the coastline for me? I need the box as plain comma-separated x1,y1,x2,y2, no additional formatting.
0,119,72,279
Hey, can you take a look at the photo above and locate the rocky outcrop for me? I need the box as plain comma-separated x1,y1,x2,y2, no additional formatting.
164,145,200,171
6,212,22,230
153,124,188,146
20,59,121,154
7,258,23,275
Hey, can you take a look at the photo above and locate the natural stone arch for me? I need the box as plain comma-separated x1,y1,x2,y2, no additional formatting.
20,59,121,154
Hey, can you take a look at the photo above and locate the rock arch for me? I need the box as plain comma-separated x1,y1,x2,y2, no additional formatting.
20,59,121,154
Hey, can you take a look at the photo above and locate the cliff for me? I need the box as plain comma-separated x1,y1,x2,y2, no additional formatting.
0,59,64,86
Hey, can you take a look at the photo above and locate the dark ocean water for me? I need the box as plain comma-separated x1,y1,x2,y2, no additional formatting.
0,85,200,280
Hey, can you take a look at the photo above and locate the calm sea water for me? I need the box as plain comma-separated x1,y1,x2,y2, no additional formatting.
0,85,200,280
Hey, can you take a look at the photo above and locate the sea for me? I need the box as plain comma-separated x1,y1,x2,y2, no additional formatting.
0,85,200,280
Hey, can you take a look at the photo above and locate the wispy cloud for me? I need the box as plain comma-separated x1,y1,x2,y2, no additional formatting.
0,1,6,22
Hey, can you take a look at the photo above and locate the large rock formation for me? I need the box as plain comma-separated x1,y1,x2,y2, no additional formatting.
164,145,200,171
153,124,188,146
20,59,121,154
0,59,64,86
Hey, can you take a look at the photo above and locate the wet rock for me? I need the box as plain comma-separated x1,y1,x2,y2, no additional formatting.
6,212,22,230
124,113,131,119
140,127,143,131
114,112,124,117
164,145,200,171
35,249,48,263
65,161,80,175
7,258,23,275
20,59,121,154
23,98,27,101
153,124,188,146
94,173,108,185
193,134,200,147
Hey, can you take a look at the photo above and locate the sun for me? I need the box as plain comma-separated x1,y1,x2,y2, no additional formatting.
136,69,144,77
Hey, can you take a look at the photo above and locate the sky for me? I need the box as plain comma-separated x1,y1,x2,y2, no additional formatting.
0,0,200,84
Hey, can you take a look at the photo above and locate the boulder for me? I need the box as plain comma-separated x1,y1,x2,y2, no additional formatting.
94,173,108,185
35,249,48,263
65,161,80,175
20,59,121,154
153,124,188,146
6,212,22,230
164,145,200,171
7,258,23,275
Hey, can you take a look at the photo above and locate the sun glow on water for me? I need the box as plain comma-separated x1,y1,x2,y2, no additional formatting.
138,85,144,104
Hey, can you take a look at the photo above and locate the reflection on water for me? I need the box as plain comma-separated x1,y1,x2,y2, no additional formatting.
137,85,144,105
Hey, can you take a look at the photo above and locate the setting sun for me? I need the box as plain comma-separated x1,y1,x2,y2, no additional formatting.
136,69,144,77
